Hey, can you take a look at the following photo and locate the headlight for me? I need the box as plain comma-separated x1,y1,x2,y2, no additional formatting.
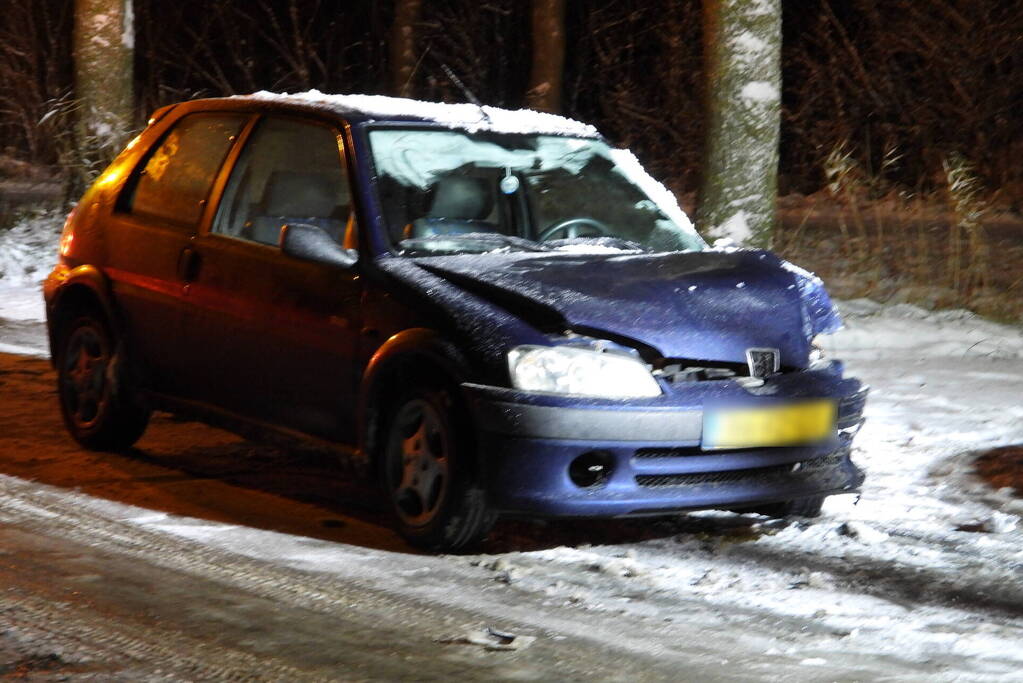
507,344,662,398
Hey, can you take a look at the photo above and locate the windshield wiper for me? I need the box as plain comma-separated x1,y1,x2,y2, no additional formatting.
398,233,547,256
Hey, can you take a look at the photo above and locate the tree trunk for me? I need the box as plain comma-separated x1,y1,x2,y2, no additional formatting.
72,0,134,185
390,0,422,97
697,0,782,247
526,0,566,113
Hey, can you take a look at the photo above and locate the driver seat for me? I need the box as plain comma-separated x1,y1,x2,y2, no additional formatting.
409,176,498,238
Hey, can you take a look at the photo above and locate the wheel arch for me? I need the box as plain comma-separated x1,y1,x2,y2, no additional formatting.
47,266,121,364
357,328,476,467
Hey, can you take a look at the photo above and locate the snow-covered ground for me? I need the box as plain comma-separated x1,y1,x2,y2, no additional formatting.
2,213,1022,679
0,208,61,356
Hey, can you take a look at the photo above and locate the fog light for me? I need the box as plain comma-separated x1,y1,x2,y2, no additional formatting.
568,451,614,488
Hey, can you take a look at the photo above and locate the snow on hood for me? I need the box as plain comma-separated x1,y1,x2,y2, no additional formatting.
241,90,599,138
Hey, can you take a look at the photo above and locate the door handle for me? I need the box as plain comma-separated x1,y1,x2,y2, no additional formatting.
177,246,201,283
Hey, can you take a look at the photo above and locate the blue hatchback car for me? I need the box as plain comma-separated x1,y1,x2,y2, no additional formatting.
44,92,866,550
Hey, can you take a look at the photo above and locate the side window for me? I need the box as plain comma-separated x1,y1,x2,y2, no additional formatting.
212,117,350,246
124,113,247,227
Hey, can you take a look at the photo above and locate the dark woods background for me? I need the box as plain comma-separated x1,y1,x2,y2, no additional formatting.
2,0,1022,205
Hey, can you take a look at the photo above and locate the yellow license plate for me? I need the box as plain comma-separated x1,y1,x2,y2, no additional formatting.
702,400,837,450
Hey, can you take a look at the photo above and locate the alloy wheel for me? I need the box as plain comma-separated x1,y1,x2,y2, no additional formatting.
60,323,112,430
387,398,451,527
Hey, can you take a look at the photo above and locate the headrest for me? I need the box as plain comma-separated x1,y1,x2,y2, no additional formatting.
427,176,493,220
262,171,338,217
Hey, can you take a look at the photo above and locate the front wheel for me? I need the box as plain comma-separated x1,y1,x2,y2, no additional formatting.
380,385,495,551
56,313,150,451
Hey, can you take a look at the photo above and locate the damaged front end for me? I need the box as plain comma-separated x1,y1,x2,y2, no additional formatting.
377,246,866,518
464,358,867,517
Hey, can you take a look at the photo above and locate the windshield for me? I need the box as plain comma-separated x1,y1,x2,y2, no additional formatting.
367,129,705,256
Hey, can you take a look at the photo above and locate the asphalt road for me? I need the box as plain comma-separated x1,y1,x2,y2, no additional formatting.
0,352,816,681
1,347,1020,681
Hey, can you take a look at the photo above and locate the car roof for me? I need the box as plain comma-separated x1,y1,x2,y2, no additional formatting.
173,90,602,139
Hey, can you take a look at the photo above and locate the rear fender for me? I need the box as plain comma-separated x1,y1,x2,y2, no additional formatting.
46,265,120,363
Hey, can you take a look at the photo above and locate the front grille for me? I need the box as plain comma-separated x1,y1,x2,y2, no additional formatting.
633,447,703,459
635,452,844,488
655,361,745,384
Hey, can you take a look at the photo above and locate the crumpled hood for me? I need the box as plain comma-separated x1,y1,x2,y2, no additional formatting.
412,249,838,367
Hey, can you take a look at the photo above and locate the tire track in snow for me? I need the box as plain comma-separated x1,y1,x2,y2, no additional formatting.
717,523,1023,618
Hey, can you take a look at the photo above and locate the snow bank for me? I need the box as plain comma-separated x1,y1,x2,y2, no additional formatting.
835,298,1023,360
0,208,63,290
0,208,62,328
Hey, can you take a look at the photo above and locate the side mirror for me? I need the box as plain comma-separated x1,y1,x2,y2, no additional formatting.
280,223,358,268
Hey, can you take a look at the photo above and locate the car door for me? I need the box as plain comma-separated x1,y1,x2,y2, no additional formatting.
178,114,362,442
103,111,250,394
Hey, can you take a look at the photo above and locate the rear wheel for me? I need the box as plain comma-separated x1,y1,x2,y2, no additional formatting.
56,313,150,451
380,383,495,551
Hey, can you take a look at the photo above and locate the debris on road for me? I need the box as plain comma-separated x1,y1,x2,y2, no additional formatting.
440,627,537,651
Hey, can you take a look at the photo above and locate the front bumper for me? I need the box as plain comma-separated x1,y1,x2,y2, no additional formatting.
465,363,867,517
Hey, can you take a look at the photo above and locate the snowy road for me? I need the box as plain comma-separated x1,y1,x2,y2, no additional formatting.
2,289,1023,680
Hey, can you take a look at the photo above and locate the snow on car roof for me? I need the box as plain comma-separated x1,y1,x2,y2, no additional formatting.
241,89,600,138
238,90,698,242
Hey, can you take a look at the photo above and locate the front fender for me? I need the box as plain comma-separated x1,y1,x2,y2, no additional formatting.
356,327,474,459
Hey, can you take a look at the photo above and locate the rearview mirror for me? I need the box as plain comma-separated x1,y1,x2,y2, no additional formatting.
280,223,357,268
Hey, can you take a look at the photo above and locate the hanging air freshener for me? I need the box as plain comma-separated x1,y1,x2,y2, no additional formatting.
500,166,520,194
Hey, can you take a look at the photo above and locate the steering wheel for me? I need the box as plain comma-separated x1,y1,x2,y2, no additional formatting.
538,217,613,241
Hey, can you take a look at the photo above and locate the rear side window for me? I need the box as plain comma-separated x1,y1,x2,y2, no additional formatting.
212,117,349,246
124,113,247,227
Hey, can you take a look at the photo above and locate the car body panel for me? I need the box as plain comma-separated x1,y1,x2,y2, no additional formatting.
176,233,363,440
412,249,812,367
463,366,865,516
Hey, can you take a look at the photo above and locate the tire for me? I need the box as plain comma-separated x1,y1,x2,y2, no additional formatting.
56,312,151,451
379,383,495,551
751,495,825,519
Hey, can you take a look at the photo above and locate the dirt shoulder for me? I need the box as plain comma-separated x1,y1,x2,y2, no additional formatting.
975,446,1023,495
